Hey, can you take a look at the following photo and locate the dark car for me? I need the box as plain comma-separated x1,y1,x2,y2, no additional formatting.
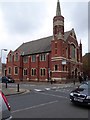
7,76,15,83
2,76,15,83
70,81,90,105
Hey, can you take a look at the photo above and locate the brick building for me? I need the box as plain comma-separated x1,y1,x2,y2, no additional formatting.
6,0,82,83
82,53,90,78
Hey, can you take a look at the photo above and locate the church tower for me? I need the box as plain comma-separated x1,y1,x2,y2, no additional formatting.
51,0,67,82
53,0,64,39
51,0,65,58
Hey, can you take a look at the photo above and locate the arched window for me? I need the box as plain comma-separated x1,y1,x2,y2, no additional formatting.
14,53,19,61
8,67,11,75
66,48,68,58
9,54,12,62
71,44,76,59
54,26,57,35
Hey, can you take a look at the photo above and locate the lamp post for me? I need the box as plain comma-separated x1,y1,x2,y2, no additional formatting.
1,49,8,63
0,49,8,76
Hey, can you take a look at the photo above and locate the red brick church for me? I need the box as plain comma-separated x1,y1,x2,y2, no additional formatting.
6,0,83,83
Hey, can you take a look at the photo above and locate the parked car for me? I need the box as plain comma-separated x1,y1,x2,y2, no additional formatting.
2,76,15,83
70,81,90,105
7,76,15,83
0,90,12,120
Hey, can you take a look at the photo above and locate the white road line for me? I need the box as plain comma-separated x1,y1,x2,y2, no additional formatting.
23,84,36,87
35,92,68,99
45,88,51,90
51,87,57,90
11,100,58,114
29,85,36,86
34,89,44,92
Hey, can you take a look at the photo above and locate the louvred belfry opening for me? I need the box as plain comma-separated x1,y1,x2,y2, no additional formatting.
53,0,64,39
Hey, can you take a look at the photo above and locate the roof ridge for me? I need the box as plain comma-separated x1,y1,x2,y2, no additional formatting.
65,30,72,33
20,30,71,45
14,30,73,55
24,35,53,44
18,30,71,46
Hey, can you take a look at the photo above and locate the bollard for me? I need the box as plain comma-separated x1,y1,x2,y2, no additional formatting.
6,82,7,88
17,83,19,92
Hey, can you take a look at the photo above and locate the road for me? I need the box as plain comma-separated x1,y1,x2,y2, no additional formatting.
6,83,89,118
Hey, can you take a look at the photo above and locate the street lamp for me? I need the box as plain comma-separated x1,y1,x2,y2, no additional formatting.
1,49,8,63
0,49,8,77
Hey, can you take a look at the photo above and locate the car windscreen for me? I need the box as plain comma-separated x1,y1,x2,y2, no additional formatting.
79,83,90,89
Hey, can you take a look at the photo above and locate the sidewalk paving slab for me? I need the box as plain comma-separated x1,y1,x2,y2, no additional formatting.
2,88,26,96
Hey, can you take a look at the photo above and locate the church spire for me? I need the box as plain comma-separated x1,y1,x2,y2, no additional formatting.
56,0,61,16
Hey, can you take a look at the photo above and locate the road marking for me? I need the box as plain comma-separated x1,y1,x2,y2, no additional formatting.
22,84,36,87
51,87,57,90
35,92,68,99
11,100,58,114
45,88,51,90
29,85,36,86
56,89,71,93
34,89,44,92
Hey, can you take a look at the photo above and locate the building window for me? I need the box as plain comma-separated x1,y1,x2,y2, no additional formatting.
66,66,67,71
40,68,46,76
55,42,58,55
8,67,11,75
55,42,57,48
40,54,46,61
31,68,36,76
71,44,76,59
9,54,12,62
63,49,64,56
14,67,18,75
23,69,27,76
54,26,57,35
23,56,28,63
31,55,36,62
14,53,19,61
55,49,57,55
62,65,65,71
66,48,68,58
54,65,58,71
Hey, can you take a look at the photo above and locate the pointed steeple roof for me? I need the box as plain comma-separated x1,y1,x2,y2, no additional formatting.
80,39,82,44
56,0,61,16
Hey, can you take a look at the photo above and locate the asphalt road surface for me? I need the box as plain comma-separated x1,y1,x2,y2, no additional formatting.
7,84,89,119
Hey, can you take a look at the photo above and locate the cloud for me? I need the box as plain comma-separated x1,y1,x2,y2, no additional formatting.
61,2,88,55
0,2,47,35
0,0,89,63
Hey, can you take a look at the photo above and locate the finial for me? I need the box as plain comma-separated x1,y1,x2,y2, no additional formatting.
80,39,82,44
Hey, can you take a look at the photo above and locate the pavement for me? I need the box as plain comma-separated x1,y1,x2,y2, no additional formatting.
1,81,80,96
2,88,27,96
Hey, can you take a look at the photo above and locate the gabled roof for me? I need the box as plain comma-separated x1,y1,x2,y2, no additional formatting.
64,30,71,41
16,30,72,56
17,36,53,56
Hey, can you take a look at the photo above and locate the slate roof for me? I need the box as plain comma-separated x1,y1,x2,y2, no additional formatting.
16,30,71,56
17,36,53,56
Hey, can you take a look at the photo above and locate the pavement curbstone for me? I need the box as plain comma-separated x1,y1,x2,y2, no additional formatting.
2,88,28,96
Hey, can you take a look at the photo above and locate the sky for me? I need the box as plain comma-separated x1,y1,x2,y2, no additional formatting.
0,0,89,63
